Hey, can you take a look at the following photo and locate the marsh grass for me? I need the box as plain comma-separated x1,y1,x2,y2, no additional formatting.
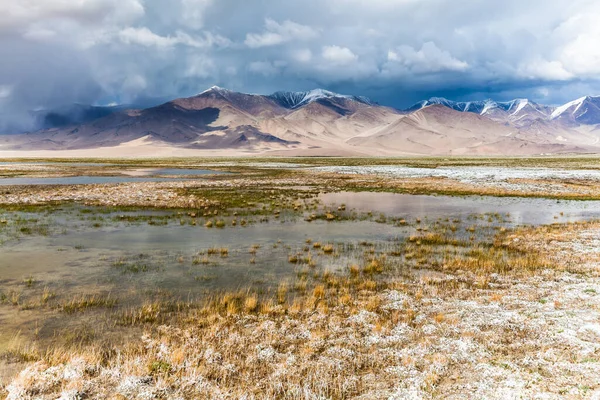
112,258,151,274
61,294,117,314
1,220,570,399
40,286,55,304
117,302,162,325
192,256,210,265
0,180,588,398
22,276,35,288
3,334,40,363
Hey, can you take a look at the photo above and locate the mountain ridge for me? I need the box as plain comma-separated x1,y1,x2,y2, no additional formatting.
406,95,600,127
3,87,600,156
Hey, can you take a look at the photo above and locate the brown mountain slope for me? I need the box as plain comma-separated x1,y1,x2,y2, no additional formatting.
4,89,300,151
2,88,600,156
347,105,586,155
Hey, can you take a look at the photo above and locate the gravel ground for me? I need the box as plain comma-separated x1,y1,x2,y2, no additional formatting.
312,166,600,182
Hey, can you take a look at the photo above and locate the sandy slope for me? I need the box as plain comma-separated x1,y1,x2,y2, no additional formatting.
0,136,263,158
0,135,326,158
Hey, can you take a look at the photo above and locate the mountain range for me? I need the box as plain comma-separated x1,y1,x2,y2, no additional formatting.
2,86,600,156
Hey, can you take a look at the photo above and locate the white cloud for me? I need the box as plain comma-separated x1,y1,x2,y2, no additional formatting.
0,0,144,31
554,12,600,76
180,0,213,29
386,42,468,73
291,49,312,63
322,45,357,65
0,0,146,50
245,19,319,48
0,85,12,98
117,27,229,49
248,61,281,76
123,74,147,92
185,56,216,78
536,87,550,97
245,31,285,48
4,0,600,124
22,28,57,41
118,27,178,48
517,58,573,81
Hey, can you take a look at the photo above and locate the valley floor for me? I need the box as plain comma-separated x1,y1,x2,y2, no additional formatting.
1,158,600,399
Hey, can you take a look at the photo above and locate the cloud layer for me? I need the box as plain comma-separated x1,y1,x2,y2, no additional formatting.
1,0,600,131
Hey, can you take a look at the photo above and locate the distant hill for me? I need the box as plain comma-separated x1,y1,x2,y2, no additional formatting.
3,87,600,156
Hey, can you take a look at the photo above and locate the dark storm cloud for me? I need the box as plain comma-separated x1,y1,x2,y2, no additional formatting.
1,0,600,131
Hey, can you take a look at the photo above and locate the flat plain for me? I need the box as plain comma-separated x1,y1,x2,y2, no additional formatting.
1,157,600,399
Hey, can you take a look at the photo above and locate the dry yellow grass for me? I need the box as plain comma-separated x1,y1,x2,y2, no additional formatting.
244,294,258,312
4,171,600,399
322,244,334,253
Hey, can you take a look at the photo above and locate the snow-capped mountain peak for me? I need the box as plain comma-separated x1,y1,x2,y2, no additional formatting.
427,97,452,105
550,96,589,119
412,97,499,115
197,85,230,95
481,99,498,115
408,97,459,112
194,86,375,109
407,96,562,128
409,97,553,118
508,99,530,115
268,89,373,109
549,95,600,124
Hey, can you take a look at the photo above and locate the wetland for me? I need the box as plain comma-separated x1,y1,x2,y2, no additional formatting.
2,157,600,399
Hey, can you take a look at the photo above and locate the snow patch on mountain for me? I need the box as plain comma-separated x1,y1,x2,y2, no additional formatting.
510,99,529,115
551,96,588,119
197,86,231,96
409,97,558,122
269,89,374,109
413,98,504,115
481,100,498,115
196,86,375,109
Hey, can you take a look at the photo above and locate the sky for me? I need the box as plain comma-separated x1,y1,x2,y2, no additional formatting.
1,0,600,131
